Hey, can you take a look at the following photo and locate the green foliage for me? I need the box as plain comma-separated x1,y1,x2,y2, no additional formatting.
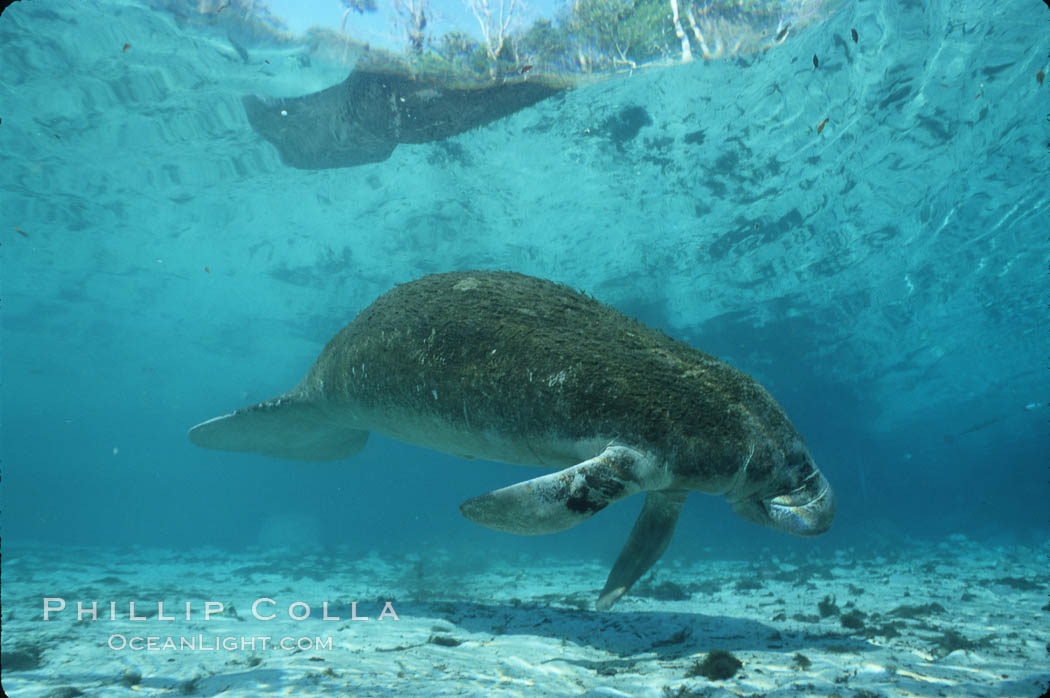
342,0,377,13
416,0,685,78
561,0,675,67
429,31,491,76
518,19,565,65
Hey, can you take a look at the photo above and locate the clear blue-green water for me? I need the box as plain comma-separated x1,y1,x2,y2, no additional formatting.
0,0,1047,693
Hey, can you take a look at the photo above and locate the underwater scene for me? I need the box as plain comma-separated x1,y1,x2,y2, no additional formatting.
1,0,1048,696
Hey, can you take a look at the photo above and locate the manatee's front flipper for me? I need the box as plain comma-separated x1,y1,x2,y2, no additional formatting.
460,445,669,535
188,397,368,462
596,489,689,611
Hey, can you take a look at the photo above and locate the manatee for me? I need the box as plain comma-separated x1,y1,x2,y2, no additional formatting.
189,271,834,609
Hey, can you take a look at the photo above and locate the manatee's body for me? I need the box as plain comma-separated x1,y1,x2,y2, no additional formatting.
189,271,835,609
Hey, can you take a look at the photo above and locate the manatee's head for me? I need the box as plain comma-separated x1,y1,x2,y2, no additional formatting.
726,437,835,537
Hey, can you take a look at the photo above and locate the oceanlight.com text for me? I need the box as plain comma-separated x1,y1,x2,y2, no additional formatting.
108,634,333,652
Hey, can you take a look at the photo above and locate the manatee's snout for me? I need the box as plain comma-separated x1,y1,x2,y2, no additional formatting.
732,469,835,537
765,469,835,536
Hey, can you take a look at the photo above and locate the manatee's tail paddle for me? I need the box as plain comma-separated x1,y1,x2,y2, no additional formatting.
188,397,369,462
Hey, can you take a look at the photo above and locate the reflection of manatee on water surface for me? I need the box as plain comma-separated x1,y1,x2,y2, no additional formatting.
189,271,834,610
233,0,835,169
242,64,569,169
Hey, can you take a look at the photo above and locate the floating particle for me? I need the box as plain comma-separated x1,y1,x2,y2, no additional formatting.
204,266,211,273
123,43,131,52
1038,70,1045,86
851,28,858,43
15,225,29,237
817,118,829,134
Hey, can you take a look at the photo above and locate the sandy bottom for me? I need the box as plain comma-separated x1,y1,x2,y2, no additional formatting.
2,536,1048,697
